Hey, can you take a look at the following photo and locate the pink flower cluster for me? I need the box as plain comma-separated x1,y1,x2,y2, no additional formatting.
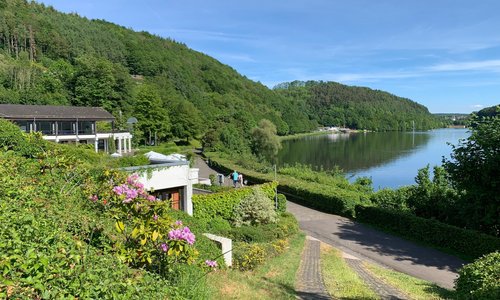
112,174,157,203
205,260,217,268
160,243,169,252
168,225,196,245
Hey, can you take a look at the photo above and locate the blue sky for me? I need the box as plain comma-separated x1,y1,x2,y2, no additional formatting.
37,0,500,113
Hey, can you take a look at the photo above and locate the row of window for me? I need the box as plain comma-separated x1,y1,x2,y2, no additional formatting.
14,120,96,135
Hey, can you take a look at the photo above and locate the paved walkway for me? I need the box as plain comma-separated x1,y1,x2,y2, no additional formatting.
194,155,243,188
287,201,466,289
296,236,331,300
344,256,406,299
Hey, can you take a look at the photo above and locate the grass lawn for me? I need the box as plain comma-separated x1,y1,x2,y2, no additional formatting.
364,262,455,300
206,233,305,299
321,243,379,299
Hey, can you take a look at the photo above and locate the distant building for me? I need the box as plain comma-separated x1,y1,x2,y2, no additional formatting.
0,104,132,153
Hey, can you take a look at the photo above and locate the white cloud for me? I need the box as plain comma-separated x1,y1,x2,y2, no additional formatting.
472,104,484,109
427,60,500,72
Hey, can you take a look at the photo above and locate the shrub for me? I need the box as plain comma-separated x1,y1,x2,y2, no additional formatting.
455,251,500,299
272,239,289,255
209,173,216,185
370,187,412,210
355,205,500,259
192,182,277,222
207,217,232,233
233,243,266,271
232,188,277,227
275,212,300,238
277,193,287,212
0,119,47,157
228,225,276,243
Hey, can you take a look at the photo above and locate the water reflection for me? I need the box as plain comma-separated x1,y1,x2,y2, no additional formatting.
277,129,469,189
278,131,431,172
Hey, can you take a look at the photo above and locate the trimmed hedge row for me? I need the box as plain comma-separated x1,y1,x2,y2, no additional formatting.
355,205,500,259
208,156,367,217
192,182,278,222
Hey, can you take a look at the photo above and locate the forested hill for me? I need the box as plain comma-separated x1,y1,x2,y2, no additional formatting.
274,81,439,131
0,0,438,152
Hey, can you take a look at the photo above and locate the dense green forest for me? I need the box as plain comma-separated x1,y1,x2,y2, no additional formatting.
274,81,441,131
1,0,439,152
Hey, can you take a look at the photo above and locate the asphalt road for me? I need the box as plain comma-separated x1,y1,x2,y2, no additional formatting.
287,201,467,289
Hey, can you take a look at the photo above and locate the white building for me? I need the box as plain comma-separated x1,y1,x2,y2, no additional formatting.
121,162,199,216
0,104,132,153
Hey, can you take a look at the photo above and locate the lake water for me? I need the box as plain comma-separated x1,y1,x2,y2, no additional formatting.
277,128,469,190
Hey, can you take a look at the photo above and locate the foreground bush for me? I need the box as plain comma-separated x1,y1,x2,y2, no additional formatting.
355,205,500,259
0,153,172,298
0,126,215,298
455,252,500,299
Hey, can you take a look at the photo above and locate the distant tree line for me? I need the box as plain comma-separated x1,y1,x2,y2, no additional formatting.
274,81,442,131
1,0,441,152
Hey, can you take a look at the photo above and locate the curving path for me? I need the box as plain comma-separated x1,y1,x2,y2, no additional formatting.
287,201,466,290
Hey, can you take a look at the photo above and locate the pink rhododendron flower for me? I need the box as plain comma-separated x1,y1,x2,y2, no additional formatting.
205,260,217,268
127,174,139,185
89,195,98,202
168,226,195,245
175,220,183,226
147,195,156,201
153,214,159,221
160,243,168,252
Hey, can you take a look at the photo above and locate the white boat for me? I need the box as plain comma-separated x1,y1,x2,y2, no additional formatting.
144,151,186,164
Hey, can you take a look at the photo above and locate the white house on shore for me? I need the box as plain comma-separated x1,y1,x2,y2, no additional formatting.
121,162,199,216
0,104,132,153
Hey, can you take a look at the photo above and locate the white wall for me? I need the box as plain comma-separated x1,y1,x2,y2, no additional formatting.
130,164,199,216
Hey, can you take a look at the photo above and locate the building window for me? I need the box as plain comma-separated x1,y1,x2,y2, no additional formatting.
14,121,29,132
78,121,95,135
58,121,75,135
35,121,54,135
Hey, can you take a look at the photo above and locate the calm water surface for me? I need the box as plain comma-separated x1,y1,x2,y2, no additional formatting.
277,128,469,189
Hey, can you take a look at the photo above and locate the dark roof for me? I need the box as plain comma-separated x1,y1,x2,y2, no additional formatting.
0,104,115,121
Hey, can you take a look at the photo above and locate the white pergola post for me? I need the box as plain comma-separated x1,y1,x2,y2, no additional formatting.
128,137,132,153
94,138,99,153
117,137,122,154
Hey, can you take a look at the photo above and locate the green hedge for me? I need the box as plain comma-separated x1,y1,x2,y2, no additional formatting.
355,205,500,259
192,182,278,222
207,156,367,217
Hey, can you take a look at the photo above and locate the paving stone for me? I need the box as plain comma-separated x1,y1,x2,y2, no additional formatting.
345,258,408,300
296,237,332,300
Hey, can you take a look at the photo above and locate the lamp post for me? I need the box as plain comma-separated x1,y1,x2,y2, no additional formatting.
126,117,137,149
274,164,278,210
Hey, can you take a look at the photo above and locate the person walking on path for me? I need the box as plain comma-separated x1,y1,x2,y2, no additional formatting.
238,173,244,187
229,170,239,188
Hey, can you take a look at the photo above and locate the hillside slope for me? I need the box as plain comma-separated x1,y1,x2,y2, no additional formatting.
0,0,438,152
274,81,440,131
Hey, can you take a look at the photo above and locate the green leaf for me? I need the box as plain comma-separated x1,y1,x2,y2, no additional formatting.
115,221,125,233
